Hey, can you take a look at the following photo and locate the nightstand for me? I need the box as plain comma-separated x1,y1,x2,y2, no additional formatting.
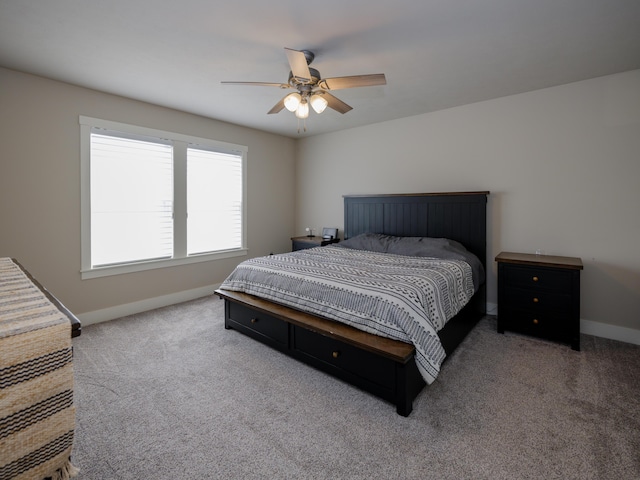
495,251,583,350
291,236,339,251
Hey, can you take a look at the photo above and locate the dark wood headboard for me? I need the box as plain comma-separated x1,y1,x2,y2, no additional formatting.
343,191,489,272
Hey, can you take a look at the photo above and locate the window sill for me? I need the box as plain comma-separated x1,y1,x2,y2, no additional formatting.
81,248,248,279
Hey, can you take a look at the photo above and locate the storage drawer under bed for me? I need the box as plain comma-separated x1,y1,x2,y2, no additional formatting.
226,301,288,346
291,325,396,390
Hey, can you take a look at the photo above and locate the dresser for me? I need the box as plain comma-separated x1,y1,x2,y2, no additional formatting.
0,258,80,479
495,251,583,350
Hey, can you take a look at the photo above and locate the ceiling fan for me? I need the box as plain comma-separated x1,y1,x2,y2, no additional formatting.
221,48,386,128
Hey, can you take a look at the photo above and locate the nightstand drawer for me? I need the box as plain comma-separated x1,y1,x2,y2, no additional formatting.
292,240,317,251
499,307,573,340
502,265,572,292
291,236,340,251
503,286,571,313
227,301,288,346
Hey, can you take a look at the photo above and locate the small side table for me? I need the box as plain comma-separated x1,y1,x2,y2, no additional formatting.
291,236,339,251
495,251,583,350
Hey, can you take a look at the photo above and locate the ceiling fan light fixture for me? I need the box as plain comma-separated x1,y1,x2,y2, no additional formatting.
295,100,309,119
222,48,386,131
310,94,328,114
284,92,302,112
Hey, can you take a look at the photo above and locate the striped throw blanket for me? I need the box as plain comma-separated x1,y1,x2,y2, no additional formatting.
221,246,475,384
0,258,78,480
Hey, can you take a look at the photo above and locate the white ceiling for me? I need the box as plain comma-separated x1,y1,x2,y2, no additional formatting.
1,0,639,138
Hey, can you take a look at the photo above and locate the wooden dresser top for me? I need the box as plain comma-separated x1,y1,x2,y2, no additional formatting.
495,251,583,270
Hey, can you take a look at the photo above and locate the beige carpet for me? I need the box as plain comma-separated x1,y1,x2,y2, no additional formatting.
70,296,640,479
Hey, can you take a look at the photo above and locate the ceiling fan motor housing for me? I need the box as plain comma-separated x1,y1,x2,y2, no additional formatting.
289,67,321,87
301,50,315,65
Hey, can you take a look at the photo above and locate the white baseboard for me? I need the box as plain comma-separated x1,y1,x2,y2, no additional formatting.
77,283,221,326
580,319,640,346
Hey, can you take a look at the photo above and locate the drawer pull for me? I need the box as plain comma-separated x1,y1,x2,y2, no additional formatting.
533,318,539,325
532,276,539,282
250,318,258,324
533,297,539,303
332,351,340,359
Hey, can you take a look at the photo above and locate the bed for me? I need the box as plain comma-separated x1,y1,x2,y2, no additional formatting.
215,191,488,416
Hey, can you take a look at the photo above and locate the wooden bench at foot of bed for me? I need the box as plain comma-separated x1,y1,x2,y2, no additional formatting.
215,289,426,416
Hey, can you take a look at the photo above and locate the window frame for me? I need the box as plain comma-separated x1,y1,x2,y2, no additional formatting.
79,116,248,279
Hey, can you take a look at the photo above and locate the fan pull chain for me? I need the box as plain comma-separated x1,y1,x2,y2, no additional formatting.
297,118,307,134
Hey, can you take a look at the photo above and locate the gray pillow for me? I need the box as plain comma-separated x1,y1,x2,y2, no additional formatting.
337,233,485,290
338,233,395,252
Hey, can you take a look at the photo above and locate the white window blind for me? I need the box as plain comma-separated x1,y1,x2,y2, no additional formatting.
90,132,173,267
80,116,248,278
187,147,243,255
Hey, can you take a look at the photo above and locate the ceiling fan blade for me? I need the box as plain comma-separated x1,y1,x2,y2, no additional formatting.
267,96,287,114
221,81,290,89
322,92,353,114
319,74,386,90
284,48,311,82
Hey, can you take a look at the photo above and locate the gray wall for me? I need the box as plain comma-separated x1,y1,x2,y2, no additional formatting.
2,66,639,337
295,70,640,333
0,67,296,317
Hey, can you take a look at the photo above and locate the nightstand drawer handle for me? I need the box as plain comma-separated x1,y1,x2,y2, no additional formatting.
532,276,539,282
250,318,258,324
533,318,539,325
533,297,539,303
332,351,340,359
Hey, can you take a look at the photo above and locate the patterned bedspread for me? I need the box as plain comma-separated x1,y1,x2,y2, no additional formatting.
220,246,475,384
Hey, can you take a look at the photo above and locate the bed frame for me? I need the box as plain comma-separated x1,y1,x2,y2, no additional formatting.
215,191,488,416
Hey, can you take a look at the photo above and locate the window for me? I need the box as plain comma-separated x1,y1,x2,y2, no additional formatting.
187,147,243,255
90,132,174,266
80,116,247,279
